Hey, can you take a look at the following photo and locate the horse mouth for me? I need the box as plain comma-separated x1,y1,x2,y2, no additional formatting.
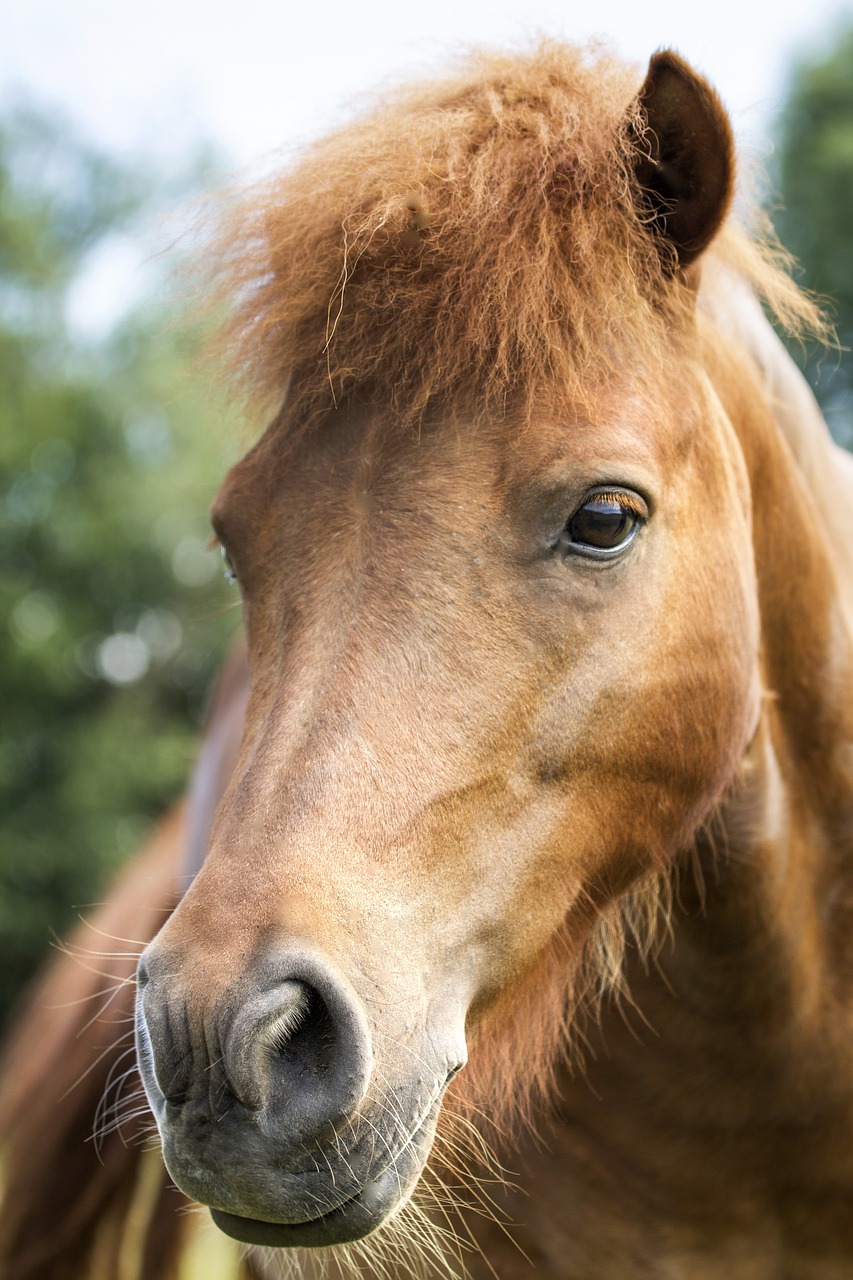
210,1162,408,1247
208,1093,443,1249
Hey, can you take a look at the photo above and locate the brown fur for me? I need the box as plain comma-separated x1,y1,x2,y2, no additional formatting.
0,810,188,1280
456,316,853,1278
1,40,845,1280
199,42,820,429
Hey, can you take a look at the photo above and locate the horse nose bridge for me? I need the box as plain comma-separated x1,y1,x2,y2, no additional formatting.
235,612,511,816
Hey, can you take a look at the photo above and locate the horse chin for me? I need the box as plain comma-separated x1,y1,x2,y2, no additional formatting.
206,1094,442,1250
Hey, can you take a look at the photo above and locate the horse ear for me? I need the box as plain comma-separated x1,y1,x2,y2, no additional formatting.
632,51,735,268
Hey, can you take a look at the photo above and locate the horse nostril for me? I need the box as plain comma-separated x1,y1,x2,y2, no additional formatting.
225,981,326,1111
223,958,373,1139
263,985,336,1075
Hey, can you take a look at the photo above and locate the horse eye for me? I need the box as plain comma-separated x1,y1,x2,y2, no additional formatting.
220,544,238,585
559,491,645,559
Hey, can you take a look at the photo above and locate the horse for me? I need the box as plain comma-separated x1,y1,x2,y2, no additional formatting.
2,39,851,1280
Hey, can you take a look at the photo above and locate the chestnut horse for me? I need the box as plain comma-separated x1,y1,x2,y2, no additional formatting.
3,41,852,1280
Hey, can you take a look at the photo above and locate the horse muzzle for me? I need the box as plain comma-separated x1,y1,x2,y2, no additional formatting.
209,1093,445,1247
135,941,463,1245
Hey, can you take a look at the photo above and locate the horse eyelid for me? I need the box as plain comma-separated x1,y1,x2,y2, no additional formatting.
208,533,239,586
220,544,239,586
575,488,649,519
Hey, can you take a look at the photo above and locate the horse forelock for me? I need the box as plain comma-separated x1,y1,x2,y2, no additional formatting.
197,40,823,441
193,46,663,431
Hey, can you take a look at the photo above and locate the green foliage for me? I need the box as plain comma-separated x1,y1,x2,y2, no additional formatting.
774,22,853,445
0,108,241,1024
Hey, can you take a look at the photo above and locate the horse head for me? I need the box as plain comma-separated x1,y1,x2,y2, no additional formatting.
136,49,766,1250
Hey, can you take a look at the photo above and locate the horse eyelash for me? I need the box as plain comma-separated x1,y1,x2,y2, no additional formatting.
207,534,240,585
585,490,648,518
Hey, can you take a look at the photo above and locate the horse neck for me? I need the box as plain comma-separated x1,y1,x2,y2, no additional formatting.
704,284,853,587
667,298,853,1058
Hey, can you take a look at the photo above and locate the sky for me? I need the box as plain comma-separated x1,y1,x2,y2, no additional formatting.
4,0,852,165
2,0,851,331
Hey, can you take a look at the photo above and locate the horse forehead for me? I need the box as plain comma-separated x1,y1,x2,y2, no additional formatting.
217,383,692,533
214,417,498,558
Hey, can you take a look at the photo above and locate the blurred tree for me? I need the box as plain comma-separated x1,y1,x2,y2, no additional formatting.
0,107,241,1025
774,21,853,446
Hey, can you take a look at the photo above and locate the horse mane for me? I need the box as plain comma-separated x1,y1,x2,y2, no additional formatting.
199,40,823,432
0,808,191,1280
